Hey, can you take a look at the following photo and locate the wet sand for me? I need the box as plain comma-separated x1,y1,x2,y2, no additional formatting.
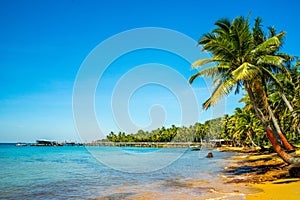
95,178,259,200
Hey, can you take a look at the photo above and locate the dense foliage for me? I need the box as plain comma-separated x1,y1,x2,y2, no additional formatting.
105,118,223,143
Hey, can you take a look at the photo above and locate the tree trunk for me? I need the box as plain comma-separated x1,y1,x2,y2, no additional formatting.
245,82,300,164
278,91,300,137
267,104,294,151
246,81,293,150
280,92,294,112
248,130,258,147
266,129,300,164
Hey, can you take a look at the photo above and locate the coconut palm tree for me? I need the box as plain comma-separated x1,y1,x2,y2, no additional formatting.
277,67,299,138
252,20,298,150
189,15,300,164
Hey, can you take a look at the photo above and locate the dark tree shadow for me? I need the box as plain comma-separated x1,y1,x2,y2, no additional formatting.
224,163,285,176
272,179,300,184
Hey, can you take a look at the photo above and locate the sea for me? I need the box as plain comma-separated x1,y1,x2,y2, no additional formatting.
0,144,240,199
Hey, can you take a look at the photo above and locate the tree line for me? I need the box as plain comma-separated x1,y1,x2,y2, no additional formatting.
105,118,223,143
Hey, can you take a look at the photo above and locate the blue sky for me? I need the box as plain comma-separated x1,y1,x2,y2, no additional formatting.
0,0,299,142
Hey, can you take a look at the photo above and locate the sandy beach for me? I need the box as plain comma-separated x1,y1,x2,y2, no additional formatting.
246,179,300,200
221,147,300,200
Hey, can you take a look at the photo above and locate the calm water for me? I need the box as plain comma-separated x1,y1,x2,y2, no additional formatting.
0,144,235,199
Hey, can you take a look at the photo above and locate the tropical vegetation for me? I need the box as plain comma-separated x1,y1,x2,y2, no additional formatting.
105,118,223,143
189,14,300,164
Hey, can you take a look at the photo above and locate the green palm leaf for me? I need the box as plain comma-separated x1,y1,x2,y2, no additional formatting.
189,65,230,83
203,78,236,109
251,32,285,55
232,62,260,81
257,55,285,66
191,58,216,68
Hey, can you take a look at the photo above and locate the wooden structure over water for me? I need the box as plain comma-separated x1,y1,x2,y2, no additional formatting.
28,140,83,147
85,142,198,148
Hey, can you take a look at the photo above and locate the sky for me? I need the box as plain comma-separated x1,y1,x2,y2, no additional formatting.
0,0,299,142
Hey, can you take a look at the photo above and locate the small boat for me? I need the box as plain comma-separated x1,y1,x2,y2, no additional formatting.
30,139,58,146
190,145,201,151
65,142,76,146
16,143,27,147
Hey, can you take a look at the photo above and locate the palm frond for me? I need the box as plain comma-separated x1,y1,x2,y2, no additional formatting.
257,55,285,66
203,78,236,109
211,69,232,87
251,32,285,55
203,39,236,60
267,26,277,38
234,80,243,94
229,16,254,59
189,72,202,84
198,33,216,45
260,67,285,90
232,62,260,81
189,65,230,83
214,18,231,35
253,17,265,45
191,58,216,68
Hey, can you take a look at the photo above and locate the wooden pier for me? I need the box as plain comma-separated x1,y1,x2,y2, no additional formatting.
84,142,200,148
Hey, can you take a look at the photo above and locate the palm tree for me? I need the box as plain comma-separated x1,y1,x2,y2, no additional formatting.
252,21,297,151
268,70,299,141
189,15,300,164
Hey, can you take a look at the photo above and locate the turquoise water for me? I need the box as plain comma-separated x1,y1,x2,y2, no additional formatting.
0,144,235,199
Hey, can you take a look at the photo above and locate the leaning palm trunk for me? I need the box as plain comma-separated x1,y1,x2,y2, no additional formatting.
247,130,259,147
267,104,295,151
246,83,300,164
280,92,294,113
257,77,293,150
266,130,300,164
279,91,300,137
